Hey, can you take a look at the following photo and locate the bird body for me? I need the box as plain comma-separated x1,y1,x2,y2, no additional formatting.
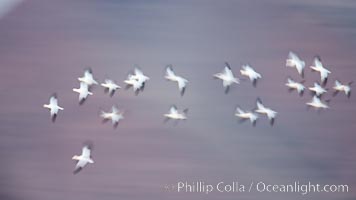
43,94,63,122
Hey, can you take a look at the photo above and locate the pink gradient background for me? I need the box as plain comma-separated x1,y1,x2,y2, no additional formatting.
0,0,355,199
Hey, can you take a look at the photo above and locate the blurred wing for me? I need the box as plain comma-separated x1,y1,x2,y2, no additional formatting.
51,113,57,123
180,86,186,96
270,118,275,126
109,90,115,97
252,120,257,127
256,98,263,107
224,62,231,70
224,85,230,94
252,78,258,87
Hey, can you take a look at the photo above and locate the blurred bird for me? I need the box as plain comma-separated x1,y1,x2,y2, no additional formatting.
78,68,98,87
124,67,149,95
214,62,239,94
333,80,352,98
309,82,327,97
101,79,121,97
73,82,93,105
124,74,145,95
255,98,277,126
285,77,305,96
286,51,305,77
310,56,331,85
165,65,189,96
72,144,94,174
131,67,150,86
240,64,262,87
235,106,258,126
306,96,329,109
164,105,188,122
43,93,63,122
100,106,124,128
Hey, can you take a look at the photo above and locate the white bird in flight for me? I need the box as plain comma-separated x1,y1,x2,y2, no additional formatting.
310,56,331,85
101,79,121,97
306,96,329,110
285,77,305,96
235,106,258,126
124,67,149,95
164,105,188,123
72,144,94,174
286,51,305,77
131,67,150,85
100,106,124,128
165,65,189,96
78,69,98,87
73,82,93,105
255,98,277,126
43,93,63,122
309,82,327,97
214,62,239,94
240,64,262,87
333,80,352,98
124,74,145,95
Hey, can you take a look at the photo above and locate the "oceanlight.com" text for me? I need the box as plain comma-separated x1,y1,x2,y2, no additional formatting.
175,181,349,195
